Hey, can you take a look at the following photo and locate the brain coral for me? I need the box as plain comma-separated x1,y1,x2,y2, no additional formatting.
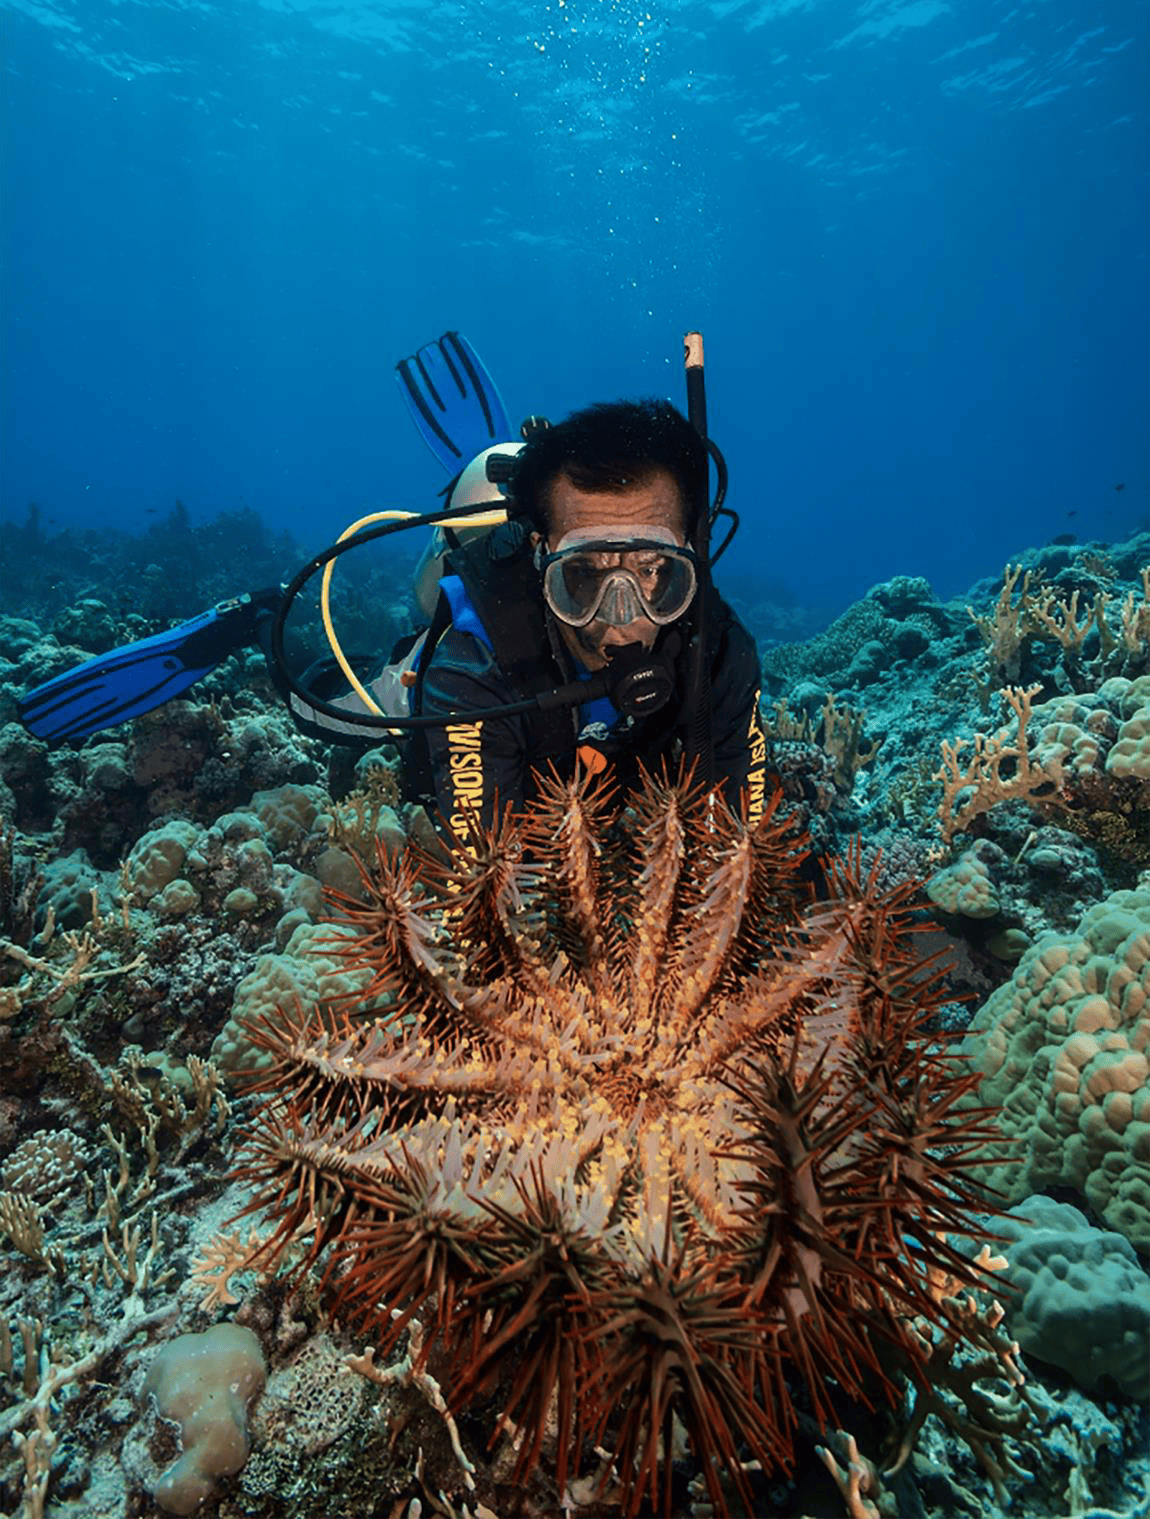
958,887,1150,1249
233,769,1007,1516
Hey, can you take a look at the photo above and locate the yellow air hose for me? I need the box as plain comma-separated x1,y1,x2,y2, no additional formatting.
320,508,508,715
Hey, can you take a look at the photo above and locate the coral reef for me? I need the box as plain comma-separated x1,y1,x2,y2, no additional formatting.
1,521,1148,1519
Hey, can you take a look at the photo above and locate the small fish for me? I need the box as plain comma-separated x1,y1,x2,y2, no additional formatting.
1115,482,1126,492
1051,532,1077,546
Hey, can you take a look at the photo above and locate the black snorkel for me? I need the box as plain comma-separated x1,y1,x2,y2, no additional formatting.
683,331,716,785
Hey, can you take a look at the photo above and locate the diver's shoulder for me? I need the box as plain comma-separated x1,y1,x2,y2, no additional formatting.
424,623,504,679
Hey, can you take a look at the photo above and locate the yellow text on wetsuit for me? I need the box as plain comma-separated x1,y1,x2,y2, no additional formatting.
745,689,768,827
445,721,485,849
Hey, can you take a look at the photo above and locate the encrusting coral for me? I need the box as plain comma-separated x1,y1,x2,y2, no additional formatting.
230,767,1011,1516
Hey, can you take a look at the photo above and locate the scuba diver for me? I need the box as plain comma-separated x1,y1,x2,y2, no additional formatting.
18,332,768,839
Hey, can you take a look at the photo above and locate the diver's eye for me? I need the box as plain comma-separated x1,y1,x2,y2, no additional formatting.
627,553,669,584
561,558,601,596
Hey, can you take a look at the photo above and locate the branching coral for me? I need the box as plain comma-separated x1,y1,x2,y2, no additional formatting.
231,768,1007,1516
762,693,880,796
934,685,1059,842
0,896,145,1021
933,678,1150,855
970,562,1149,685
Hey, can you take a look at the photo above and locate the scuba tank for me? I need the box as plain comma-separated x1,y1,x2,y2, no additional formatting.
411,444,523,617
298,441,525,734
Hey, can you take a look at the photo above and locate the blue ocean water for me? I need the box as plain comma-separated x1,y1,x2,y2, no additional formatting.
1,0,1146,621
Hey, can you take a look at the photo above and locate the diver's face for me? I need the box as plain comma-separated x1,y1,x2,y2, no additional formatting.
538,468,689,672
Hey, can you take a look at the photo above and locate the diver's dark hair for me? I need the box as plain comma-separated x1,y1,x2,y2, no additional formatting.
510,399,707,536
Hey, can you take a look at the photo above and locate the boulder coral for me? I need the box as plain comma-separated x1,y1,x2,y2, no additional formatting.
958,887,1150,1249
992,1196,1149,1400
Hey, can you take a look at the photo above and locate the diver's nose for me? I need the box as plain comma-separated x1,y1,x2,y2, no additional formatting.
595,573,645,627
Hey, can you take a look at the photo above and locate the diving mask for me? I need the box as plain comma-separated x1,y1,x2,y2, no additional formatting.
538,526,698,629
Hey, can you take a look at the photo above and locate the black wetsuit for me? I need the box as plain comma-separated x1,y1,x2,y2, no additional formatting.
412,571,769,849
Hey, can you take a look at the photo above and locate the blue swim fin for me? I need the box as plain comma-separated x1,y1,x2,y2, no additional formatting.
21,335,506,745
17,590,280,745
396,331,513,471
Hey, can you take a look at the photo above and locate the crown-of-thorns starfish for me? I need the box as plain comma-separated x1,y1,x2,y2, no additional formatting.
233,767,1003,1517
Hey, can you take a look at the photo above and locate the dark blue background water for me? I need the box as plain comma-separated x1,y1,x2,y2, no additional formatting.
2,0,1146,620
